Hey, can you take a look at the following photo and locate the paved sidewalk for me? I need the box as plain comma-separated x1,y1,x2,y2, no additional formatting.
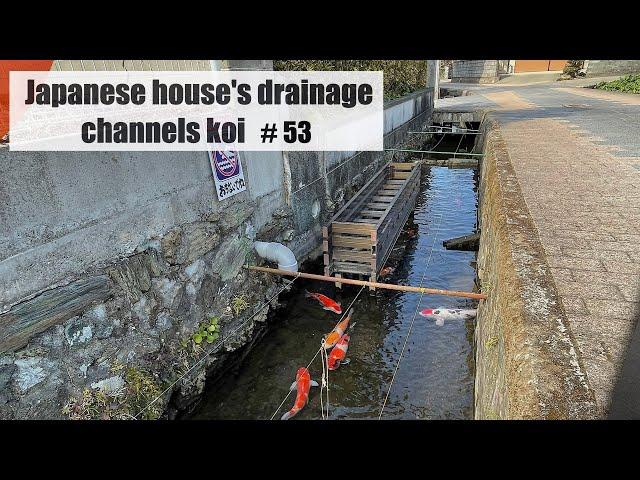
439,82,640,416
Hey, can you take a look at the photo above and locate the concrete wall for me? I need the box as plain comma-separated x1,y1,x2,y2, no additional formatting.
452,60,499,84
586,60,640,77
474,117,598,419
0,70,434,418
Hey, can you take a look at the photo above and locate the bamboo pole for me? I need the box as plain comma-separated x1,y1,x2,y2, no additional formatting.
246,265,487,300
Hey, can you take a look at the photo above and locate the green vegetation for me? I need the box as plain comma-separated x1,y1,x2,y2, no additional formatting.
273,60,428,101
562,60,585,79
190,316,221,346
231,295,249,316
62,366,162,420
595,74,640,94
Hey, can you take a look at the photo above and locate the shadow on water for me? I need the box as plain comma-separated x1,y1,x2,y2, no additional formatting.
190,164,479,420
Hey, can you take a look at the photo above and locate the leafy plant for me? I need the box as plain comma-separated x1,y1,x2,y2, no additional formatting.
192,316,221,346
595,74,640,94
231,295,249,316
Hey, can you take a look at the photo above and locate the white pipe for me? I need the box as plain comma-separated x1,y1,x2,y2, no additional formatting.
254,241,298,273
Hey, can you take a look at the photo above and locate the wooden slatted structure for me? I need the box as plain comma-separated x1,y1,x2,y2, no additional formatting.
323,161,421,286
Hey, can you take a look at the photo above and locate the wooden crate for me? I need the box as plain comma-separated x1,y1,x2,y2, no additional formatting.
323,161,421,284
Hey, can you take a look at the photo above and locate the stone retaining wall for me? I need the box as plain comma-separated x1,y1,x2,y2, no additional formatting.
452,60,499,84
474,117,598,419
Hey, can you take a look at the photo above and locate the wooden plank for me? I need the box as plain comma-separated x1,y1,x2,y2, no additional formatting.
329,162,390,223
393,171,412,179
371,196,394,203
443,232,480,251
392,162,416,170
331,261,373,276
331,222,374,234
332,235,372,249
373,166,418,230
354,218,379,223
376,169,421,271
340,172,390,222
366,202,390,210
332,249,374,263
360,210,385,217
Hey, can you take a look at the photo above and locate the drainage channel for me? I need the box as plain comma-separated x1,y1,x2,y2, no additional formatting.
188,131,481,420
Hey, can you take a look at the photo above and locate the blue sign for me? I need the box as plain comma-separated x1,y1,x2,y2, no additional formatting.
208,150,247,201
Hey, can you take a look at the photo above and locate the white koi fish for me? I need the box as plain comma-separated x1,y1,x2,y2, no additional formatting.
419,308,477,326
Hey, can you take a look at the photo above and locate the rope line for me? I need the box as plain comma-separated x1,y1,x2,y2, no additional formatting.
378,212,444,420
133,273,300,419
429,131,447,152
269,284,366,420
452,133,466,158
320,343,329,419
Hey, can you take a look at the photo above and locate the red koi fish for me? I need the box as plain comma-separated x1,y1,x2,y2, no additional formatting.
281,367,319,420
327,334,350,371
305,291,342,314
419,308,477,326
323,308,353,349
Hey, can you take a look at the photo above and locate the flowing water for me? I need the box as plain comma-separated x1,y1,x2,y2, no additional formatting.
190,164,479,420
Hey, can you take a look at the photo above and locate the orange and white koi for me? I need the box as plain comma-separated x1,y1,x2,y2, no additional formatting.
305,291,342,314
280,367,319,421
323,308,353,349
327,334,350,371
419,308,477,326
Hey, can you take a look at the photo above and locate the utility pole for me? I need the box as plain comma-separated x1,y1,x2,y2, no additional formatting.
427,60,440,101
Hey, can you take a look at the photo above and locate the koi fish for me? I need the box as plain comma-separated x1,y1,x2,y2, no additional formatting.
419,308,477,326
327,334,350,371
323,308,353,349
379,266,395,277
305,291,342,314
280,367,319,421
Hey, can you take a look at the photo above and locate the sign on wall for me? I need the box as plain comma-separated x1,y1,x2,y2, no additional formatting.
208,149,247,201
